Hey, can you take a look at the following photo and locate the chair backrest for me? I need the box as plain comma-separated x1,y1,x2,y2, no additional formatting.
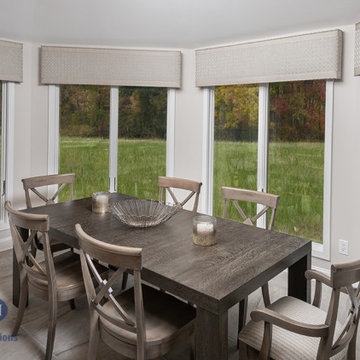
75,224,145,358
221,186,280,230
158,176,202,213
5,201,55,289
22,173,75,208
319,259,360,358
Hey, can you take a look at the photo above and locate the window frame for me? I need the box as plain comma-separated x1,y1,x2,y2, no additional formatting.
202,80,333,260
48,85,175,197
0,82,15,228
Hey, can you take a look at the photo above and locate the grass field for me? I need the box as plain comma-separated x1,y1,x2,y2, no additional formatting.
59,137,323,242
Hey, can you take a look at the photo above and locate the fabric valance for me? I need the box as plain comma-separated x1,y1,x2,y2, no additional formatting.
355,23,360,76
196,30,343,87
41,46,182,88
0,39,23,82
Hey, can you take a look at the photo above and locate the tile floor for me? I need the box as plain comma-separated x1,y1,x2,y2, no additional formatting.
0,249,358,359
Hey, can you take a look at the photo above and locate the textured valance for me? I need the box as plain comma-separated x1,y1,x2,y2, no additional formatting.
355,23,360,76
40,46,182,88
0,40,23,82
196,30,343,87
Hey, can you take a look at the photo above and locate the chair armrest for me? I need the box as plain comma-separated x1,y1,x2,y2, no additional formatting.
305,269,332,287
251,307,329,337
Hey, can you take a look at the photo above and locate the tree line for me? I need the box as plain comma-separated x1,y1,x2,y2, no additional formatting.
59,80,325,142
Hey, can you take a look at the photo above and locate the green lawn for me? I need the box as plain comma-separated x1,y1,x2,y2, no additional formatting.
59,137,324,243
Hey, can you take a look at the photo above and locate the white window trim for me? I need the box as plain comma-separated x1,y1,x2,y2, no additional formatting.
0,81,15,228
200,87,215,215
204,80,333,260
109,87,119,193
256,83,270,229
166,89,176,178
312,80,333,260
48,85,175,196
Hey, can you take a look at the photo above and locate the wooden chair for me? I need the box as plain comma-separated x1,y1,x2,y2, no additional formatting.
158,176,202,213
22,173,75,253
5,201,106,360
222,187,280,231
75,224,196,360
222,186,280,341
22,173,75,208
238,260,360,360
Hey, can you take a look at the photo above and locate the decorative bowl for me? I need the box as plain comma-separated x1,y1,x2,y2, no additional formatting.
111,199,179,228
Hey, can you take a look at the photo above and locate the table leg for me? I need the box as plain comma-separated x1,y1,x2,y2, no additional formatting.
288,252,311,303
196,307,228,360
12,248,20,307
12,227,29,307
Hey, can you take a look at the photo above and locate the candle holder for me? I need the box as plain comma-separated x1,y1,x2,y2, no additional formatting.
192,215,217,246
92,192,110,214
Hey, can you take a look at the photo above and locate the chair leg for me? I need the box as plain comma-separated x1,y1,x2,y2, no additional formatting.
45,290,57,360
237,297,248,348
347,322,359,360
239,340,249,360
12,273,28,336
121,272,128,290
190,335,195,360
88,312,100,360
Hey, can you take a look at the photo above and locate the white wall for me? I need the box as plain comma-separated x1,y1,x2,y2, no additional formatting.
1,24,360,268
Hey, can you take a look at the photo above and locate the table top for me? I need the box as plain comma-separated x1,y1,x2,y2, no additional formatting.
25,193,311,314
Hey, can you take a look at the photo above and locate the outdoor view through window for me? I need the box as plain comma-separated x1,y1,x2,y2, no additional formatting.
214,84,259,221
59,85,167,201
268,80,325,242
214,80,325,243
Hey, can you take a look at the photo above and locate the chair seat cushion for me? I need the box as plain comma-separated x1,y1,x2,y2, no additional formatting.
29,252,107,300
238,296,347,360
99,284,196,346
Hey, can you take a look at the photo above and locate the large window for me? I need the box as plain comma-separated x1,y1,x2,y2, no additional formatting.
209,80,332,258
117,87,167,200
59,85,110,200
213,85,259,221
54,85,169,202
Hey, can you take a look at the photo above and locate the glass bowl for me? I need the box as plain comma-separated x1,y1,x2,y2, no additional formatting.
111,199,179,228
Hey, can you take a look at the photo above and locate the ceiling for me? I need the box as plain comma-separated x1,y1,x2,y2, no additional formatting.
1,0,360,49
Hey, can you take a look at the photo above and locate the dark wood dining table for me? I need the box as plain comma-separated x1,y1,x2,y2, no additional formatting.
15,193,311,360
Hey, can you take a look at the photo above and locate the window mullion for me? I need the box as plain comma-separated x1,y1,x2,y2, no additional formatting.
201,87,215,215
109,87,119,193
48,85,60,175
257,83,270,229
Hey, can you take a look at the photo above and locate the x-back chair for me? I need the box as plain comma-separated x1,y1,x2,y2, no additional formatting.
75,224,196,360
22,173,75,254
158,176,202,213
239,260,360,360
5,201,106,360
222,186,280,343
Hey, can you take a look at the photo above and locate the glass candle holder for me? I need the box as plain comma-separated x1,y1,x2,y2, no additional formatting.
192,215,217,246
92,192,110,214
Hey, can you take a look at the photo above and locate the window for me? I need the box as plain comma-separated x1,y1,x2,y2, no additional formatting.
268,81,326,243
117,87,167,200
213,84,259,221
206,80,332,259
59,85,110,200
51,85,171,202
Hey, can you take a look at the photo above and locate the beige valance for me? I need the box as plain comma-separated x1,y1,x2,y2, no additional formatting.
40,46,182,88
355,23,360,76
196,30,343,87
0,40,23,82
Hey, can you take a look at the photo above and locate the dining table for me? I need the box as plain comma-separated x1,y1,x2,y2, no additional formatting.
14,193,311,360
